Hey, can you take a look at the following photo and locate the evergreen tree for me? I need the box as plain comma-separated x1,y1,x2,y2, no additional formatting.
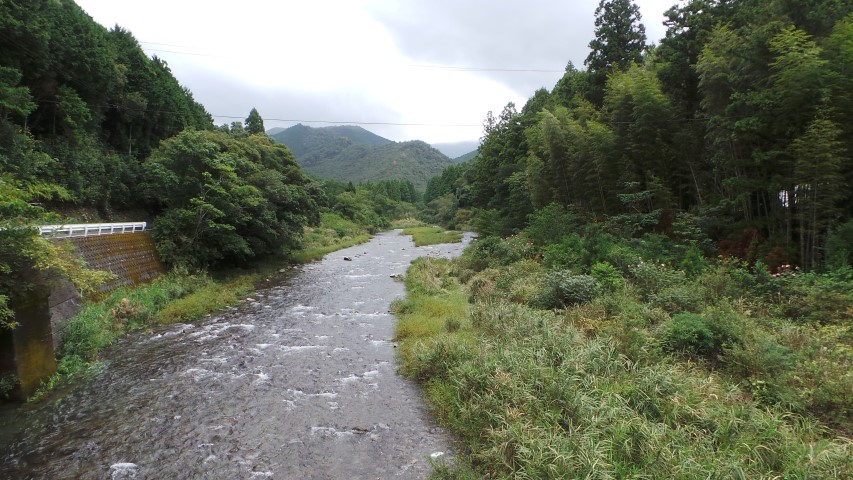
245,108,265,135
585,0,647,105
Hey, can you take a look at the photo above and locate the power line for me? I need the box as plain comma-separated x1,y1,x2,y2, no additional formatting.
138,40,564,74
146,49,229,59
210,115,480,128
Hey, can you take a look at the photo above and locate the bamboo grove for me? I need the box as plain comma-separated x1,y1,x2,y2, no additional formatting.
430,0,853,271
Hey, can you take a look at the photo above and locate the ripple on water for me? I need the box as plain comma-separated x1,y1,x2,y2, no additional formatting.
310,426,353,438
109,462,138,479
279,345,324,354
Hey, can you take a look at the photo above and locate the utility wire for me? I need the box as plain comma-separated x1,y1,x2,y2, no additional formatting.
138,41,564,73
31,99,721,128
211,116,481,127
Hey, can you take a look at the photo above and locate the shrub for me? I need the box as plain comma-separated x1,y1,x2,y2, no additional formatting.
677,242,708,277
633,233,677,265
493,259,545,304
629,261,686,300
727,327,792,376
647,283,705,314
524,203,580,246
582,231,617,266
542,234,585,269
539,271,599,308
657,313,716,357
590,262,624,292
607,243,643,275
462,234,536,271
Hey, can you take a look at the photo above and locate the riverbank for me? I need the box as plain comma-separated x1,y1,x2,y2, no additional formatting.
394,234,852,478
16,217,465,402
1,229,472,479
15,213,375,402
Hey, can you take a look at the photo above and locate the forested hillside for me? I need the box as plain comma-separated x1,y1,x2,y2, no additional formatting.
405,2,853,477
271,124,453,189
429,0,853,272
0,3,367,329
271,124,393,158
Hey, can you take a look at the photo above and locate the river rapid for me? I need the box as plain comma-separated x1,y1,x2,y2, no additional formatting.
0,230,474,479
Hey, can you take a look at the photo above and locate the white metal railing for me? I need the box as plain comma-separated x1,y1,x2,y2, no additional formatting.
38,222,147,238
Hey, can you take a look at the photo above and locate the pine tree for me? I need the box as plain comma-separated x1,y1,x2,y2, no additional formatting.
585,0,647,106
245,107,265,135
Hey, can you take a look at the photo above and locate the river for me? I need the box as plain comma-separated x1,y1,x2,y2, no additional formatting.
0,230,475,479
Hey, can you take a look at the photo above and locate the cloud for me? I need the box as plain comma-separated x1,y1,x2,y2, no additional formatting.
365,0,673,97
75,0,676,144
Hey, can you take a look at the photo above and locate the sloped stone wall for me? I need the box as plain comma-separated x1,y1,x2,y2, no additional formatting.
65,231,165,292
1,231,165,399
48,231,165,348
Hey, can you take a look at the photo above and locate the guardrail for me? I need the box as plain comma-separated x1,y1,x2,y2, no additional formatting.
38,222,147,238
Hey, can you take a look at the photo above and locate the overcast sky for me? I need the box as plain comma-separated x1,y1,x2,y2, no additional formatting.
75,0,677,144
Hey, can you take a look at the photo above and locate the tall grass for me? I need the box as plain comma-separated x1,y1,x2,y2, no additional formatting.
401,226,463,247
31,272,243,400
293,212,371,262
396,253,853,479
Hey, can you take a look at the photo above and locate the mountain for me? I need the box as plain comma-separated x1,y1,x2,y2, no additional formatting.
271,124,393,158
266,127,287,136
453,150,478,163
270,125,452,190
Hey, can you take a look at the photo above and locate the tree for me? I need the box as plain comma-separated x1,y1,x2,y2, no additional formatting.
143,130,317,268
245,108,265,135
0,67,36,122
792,114,846,270
0,174,108,329
585,0,647,105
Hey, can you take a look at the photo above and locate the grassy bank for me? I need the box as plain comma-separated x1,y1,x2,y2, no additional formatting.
394,233,852,478
401,226,463,247
292,212,371,263
30,272,258,401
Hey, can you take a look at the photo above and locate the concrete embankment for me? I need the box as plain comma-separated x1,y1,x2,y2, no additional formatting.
1,231,164,399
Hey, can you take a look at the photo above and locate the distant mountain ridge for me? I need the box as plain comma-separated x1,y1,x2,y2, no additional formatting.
269,124,452,190
453,150,478,163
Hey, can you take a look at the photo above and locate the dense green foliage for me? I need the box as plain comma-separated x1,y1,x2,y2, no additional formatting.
271,124,453,190
422,163,472,228
141,130,319,269
407,1,853,475
0,1,220,326
312,177,419,232
395,226,852,478
442,0,853,272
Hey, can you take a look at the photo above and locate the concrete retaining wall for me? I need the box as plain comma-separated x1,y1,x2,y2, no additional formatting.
2,231,165,399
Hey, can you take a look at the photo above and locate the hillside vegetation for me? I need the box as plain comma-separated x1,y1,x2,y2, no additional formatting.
396,230,852,478
406,0,853,477
427,0,853,273
271,124,453,189
0,2,421,334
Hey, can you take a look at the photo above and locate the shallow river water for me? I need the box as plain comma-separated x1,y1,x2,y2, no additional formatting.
0,230,474,479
